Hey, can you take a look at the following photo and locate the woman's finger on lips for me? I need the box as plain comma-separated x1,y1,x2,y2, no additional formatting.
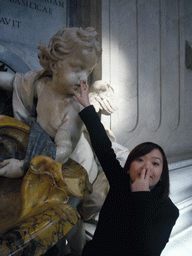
145,168,151,180
140,168,146,179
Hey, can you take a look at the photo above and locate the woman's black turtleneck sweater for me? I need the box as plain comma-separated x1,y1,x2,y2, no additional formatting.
79,105,179,256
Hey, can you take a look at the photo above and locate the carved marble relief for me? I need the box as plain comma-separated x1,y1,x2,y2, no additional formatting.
101,0,191,161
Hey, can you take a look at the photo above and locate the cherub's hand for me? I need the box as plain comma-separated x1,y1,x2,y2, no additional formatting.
0,159,24,178
74,81,90,108
131,168,150,192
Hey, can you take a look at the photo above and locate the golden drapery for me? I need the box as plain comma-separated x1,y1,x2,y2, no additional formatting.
0,115,92,255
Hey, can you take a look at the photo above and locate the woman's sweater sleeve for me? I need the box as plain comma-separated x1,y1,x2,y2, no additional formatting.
79,105,123,184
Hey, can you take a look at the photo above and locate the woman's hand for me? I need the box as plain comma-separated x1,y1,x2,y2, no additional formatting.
131,168,150,192
74,81,90,108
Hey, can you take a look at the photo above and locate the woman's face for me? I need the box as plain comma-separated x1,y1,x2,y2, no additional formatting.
128,149,163,187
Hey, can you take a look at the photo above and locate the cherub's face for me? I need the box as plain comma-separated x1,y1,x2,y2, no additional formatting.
52,48,98,95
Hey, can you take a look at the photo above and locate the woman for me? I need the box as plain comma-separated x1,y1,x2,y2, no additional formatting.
74,82,179,256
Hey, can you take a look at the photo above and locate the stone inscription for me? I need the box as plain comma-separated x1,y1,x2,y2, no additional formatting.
6,0,65,15
0,17,21,27
8,0,65,8
8,2,52,15
0,0,67,55
0,0,66,29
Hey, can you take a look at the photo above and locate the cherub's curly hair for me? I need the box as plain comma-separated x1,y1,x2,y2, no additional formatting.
38,27,102,72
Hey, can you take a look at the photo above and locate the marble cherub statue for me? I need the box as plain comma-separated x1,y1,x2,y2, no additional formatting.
0,26,129,255
0,27,103,181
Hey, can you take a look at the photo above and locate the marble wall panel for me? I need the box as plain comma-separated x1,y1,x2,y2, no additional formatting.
138,0,161,132
101,0,192,162
161,0,180,130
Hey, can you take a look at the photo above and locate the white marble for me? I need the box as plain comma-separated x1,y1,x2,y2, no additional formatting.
101,0,192,162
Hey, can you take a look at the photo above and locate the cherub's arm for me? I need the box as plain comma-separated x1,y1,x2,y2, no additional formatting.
0,72,15,91
54,102,83,164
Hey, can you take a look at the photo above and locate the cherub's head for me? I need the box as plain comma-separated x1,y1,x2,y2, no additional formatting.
38,27,102,95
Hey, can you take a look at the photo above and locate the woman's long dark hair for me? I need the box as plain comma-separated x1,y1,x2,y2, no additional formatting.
124,142,170,198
